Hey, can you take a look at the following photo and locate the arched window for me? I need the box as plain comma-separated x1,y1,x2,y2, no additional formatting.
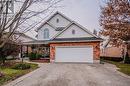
44,28,49,39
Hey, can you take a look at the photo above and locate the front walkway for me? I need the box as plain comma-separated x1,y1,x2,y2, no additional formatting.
4,63,130,86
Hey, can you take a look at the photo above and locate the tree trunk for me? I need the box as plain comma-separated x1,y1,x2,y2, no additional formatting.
0,49,4,65
0,52,6,65
2,56,5,65
124,43,130,64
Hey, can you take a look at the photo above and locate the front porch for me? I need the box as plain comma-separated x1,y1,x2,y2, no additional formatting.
21,41,50,62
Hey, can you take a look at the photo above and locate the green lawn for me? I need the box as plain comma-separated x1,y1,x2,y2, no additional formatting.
105,60,130,76
0,62,38,86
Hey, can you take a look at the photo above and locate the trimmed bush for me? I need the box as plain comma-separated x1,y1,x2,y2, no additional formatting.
100,56,123,62
12,63,31,70
28,52,42,60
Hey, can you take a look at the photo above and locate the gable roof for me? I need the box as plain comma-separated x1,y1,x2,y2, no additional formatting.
52,21,98,39
35,21,56,32
35,11,73,32
35,11,100,41
47,11,72,23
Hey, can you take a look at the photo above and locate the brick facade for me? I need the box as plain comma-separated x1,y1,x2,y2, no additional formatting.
49,42,100,62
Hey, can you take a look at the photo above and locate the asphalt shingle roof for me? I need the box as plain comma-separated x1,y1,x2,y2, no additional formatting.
52,37,102,42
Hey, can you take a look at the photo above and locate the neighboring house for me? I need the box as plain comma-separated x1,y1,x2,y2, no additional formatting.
101,39,123,58
101,39,130,58
23,11,103,63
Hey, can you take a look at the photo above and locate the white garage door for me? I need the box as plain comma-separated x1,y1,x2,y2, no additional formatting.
55,46,93,63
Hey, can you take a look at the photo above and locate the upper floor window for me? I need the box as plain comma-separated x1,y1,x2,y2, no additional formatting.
56,18,59,23
44,28,49,39
72,29,75,35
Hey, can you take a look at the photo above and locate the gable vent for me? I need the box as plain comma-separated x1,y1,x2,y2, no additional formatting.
56,19,59,23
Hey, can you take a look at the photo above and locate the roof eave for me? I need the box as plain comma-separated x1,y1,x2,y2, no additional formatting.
49,40,103,43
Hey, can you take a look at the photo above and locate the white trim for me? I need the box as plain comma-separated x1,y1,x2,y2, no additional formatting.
47,22,57,29
55,45,93,48
52,22,98,39
73,21,98,38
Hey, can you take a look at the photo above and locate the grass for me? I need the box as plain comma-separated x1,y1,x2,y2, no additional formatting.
104,60,130,76
0,62,38,86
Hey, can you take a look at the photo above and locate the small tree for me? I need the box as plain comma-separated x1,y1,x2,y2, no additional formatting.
0,41,19,65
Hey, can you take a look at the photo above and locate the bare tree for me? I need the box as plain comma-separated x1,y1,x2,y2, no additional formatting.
0,0,62,64
0,0,62,48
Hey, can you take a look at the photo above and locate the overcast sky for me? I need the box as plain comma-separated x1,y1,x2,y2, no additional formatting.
26,0,104,38
58,0,101,31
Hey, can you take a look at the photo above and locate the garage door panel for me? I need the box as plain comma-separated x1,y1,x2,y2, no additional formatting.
55,46,93,63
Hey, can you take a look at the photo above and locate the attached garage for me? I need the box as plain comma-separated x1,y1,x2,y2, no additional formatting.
50,41,101,63
55,46,93,63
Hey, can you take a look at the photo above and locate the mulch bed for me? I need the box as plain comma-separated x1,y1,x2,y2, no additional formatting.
31,58,50,63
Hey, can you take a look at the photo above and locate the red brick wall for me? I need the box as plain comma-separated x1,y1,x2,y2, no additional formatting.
50,42,100,62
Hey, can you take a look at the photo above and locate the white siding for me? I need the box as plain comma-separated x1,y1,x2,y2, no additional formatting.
48,14,71,28
57,24,93,38
38,24,59,40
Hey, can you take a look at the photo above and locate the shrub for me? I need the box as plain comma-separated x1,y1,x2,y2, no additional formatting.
36,54,42,59
28,52,37,60
12,63,31,70
28,52,42,60
100,56,123,62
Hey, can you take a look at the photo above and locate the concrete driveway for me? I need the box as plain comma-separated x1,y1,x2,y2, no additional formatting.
4,63,130,86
